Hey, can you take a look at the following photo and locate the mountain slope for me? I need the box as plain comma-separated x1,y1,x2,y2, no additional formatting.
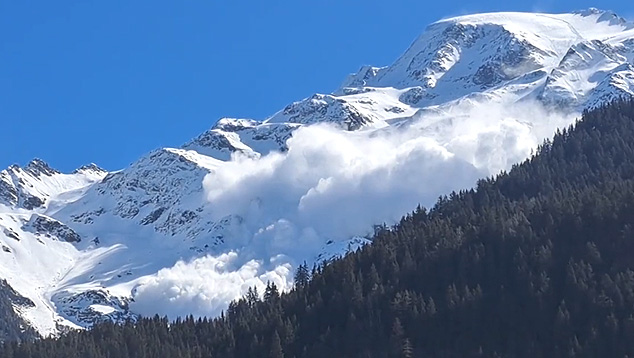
341,9,634,108
0,280,37,342
7,99,634,357
1,8,634,336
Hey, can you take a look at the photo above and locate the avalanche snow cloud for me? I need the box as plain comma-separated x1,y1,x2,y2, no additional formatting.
131,100,574,319
203,100,573,243
131,253,293,319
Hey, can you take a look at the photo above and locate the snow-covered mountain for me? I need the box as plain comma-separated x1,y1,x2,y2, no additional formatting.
2,8,634,337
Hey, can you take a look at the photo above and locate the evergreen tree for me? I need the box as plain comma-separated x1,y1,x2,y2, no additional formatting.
294,262,310,289
270,331,284,358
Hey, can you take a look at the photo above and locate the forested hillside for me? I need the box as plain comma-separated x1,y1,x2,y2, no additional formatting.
4,99,634,357
0,280,37,343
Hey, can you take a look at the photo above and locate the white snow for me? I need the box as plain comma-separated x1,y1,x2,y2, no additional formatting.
1,8,634,336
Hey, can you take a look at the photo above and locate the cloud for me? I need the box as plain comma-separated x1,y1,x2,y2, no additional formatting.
131,252,292,319
130,99,575,319
203,99,573,242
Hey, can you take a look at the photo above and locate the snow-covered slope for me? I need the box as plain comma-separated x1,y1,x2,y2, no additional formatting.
2,8,634,337
0,163,107,334
341,9,634,109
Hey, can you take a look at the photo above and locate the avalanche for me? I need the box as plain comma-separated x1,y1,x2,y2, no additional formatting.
1,8,634,335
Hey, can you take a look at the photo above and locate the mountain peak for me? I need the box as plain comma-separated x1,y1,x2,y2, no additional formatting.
434,8,627,26
573,8,631,27
73,163,107,175
574,7,610,16
24,158,59,177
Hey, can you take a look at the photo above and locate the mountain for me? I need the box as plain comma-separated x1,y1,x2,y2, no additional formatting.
7,99,634,357
1,8,634,337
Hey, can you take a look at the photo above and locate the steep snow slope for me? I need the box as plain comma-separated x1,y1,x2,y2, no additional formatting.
0,163,107,334
2,8,634,336
0,160,105,211
341,9,634,108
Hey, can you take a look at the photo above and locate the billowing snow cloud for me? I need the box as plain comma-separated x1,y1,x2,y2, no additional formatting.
131,252,292,319
202,100,574,242
131,100,575,319
204,125,481,242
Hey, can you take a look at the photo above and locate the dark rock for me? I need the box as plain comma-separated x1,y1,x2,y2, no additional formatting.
22,195,44,210
3,228,19,241
73,163,106,175
24,215,81,243
140,207,166,225
25,159,60,177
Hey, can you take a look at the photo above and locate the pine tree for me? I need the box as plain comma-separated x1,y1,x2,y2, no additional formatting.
270,330,284,358
264,281,280,302
294,262,310,288
402,338,414,358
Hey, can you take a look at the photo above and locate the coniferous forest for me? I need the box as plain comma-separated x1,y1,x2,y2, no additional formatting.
4,99,634,357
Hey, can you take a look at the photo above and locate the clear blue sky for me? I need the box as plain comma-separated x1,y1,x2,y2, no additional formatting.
1,0,632,172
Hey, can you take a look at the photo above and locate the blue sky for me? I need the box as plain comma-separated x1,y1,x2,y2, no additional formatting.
1,0,632,172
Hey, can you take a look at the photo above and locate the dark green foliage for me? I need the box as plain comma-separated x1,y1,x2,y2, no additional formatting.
5,99,634,356
293,262,310,289
0,280,37,343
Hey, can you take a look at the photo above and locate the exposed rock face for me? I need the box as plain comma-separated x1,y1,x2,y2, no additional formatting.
52,290,135,329
271,94,376,130
23,214,82,243
0,174,19,207
0,159,107,210
24,159,61,177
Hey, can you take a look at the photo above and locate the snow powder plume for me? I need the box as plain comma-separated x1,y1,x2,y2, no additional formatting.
128,100,574,319
131,253,292,319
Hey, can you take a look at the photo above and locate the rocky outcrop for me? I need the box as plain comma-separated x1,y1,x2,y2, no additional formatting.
23,214,82,243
